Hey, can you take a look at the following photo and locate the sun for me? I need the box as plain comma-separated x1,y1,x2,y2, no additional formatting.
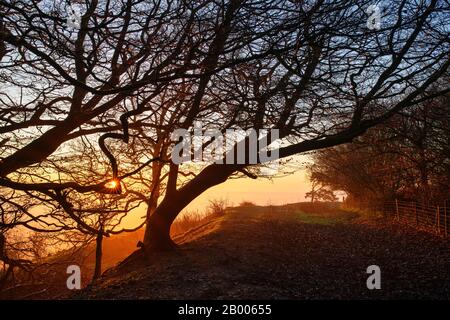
104,179,119,189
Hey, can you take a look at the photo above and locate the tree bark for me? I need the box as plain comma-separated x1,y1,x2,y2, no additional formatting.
143,202,178,251
92,232,103,281
142,164,239,252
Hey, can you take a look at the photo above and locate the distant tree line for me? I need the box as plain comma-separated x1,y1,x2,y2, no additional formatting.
308,87,450,206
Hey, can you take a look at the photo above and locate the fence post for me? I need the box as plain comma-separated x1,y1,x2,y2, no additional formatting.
395,199,399,221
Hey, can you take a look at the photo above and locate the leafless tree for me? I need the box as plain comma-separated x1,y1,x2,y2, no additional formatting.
0,0,449,255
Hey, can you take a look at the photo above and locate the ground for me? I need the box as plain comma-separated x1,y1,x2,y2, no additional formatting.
76,204,449,300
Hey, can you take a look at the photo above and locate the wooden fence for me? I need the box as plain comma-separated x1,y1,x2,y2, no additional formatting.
364,200,448,238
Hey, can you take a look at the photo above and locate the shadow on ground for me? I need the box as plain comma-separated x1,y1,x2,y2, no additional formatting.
76,206,449,300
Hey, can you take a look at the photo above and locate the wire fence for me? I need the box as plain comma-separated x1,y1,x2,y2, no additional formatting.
361,200,449,238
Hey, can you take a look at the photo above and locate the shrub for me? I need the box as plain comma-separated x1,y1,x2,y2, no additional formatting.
239,201,257,207
207,198,229,216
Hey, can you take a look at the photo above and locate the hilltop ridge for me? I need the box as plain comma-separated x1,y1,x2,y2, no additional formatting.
76,204,449,300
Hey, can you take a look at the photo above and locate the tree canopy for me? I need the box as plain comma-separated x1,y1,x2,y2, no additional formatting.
1,0,449,256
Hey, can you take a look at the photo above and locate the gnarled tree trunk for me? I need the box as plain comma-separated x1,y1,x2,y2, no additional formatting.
142,164,239,252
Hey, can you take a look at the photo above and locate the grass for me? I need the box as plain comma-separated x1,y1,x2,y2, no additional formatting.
2,202,360,299
77,201,450,300
294,211,357,225
228,201,360,225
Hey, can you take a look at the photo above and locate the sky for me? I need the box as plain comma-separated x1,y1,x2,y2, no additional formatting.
120,160,312,229
186,169,311,212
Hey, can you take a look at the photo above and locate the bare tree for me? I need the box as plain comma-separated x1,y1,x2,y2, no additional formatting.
305,178,337,203
0,0,449,255
138,0,450,250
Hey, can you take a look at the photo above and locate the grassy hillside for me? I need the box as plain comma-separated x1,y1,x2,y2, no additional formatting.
76,203,449,300
1,202,448,299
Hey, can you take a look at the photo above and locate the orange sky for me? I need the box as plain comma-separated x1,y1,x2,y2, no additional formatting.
185,155,313,212
188,169,311,210
121,165,311,229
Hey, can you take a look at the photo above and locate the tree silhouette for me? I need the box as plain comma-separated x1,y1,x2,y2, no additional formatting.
0,0,449,254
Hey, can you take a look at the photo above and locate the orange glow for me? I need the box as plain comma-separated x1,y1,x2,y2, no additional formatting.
104,179,119,189
119,168,311,229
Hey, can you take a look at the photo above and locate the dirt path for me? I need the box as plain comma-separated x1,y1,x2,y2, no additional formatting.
77,208,449,299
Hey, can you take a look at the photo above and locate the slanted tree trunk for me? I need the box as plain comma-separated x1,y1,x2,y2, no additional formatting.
143,201,178,251
140,122,400,252
92,231,103,281
142,164,239,252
